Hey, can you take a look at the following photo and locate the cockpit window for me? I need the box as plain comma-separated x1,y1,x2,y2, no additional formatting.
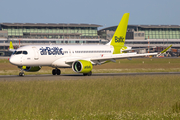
23,51,28,55
12,51,28,55
16,51,22,54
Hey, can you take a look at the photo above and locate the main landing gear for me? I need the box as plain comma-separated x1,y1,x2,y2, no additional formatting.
52,68,61,75
83,71,92,76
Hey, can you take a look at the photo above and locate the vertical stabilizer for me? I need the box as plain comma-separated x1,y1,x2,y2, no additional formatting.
110,13,130,54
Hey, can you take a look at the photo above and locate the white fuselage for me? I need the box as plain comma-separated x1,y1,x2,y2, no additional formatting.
10,44,120,68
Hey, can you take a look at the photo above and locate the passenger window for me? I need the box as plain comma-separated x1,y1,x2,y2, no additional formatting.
23,51,28,55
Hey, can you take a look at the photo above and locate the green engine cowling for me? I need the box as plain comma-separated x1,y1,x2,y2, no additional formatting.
72,60,93,73
21,66,41,72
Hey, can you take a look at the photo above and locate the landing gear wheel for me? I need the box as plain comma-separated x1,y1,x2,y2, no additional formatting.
52,68,61,75
83,73,88,76
57,69,61,75
19,72,24,76
52,69,57,75
87,71,92,76
83,71,92,76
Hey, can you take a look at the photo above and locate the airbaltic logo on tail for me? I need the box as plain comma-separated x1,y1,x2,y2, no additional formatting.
115,36,124,43
39,47,64,55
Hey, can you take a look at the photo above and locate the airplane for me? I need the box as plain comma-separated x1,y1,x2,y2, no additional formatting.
9,13,171,76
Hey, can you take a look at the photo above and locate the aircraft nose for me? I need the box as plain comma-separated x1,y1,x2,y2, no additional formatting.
9,56,21,66
9,57,15,65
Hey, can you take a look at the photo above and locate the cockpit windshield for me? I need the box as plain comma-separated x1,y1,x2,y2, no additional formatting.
16,51,22,54
13,51,28,55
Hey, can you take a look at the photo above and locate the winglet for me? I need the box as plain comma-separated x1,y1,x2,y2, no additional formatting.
160,45,172,54
158,45,172,56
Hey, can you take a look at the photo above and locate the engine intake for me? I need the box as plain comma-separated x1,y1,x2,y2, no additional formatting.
72,60,92,73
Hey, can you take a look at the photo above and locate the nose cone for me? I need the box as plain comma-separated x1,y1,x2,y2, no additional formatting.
9,56,21,66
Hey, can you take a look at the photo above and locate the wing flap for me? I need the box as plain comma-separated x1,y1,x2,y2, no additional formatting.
64,45,171,65
65,53,158,64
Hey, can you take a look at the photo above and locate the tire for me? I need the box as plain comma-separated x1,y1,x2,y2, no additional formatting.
57,69,61,75
19,72,24,76
83,73,88,76
87,71,92,76
21,73,24,76
19,73,22,76
52,69,57,75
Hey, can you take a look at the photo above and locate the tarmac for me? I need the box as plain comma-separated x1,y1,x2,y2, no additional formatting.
0,72,180,81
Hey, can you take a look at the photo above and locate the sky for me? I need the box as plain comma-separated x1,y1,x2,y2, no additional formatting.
0,0,180,29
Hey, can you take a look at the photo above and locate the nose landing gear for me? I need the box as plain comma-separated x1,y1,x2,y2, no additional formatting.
19,72,24,76
19,70,24,76
52,68,61,75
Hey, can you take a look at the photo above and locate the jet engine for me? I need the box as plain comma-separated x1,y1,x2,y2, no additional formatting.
21,66,41,72
72,60,93,73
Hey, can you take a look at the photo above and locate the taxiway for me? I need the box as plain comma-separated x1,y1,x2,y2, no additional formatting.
0,72,180,81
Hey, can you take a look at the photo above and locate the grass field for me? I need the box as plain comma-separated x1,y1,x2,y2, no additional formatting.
1,75,180,119
1,58,180,75
1,58,180,119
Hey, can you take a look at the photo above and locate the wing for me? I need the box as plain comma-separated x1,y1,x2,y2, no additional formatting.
65,52,158,65
90,45,172,64
65,45,172,65
90,53,158,64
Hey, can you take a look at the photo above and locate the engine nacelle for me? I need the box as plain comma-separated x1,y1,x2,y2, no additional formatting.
72,60,93,73
22,66,41,72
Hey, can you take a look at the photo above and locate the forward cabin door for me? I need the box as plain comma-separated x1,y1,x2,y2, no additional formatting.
68,49,72,56
32,47,39,60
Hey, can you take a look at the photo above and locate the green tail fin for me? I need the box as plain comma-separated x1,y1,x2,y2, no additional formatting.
110,13,130,54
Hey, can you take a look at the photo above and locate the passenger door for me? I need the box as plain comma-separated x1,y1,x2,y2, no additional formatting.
68,49,72,56
32,47,39,60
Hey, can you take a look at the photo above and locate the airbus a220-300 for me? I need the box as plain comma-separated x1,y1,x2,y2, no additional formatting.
9,13,171,76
